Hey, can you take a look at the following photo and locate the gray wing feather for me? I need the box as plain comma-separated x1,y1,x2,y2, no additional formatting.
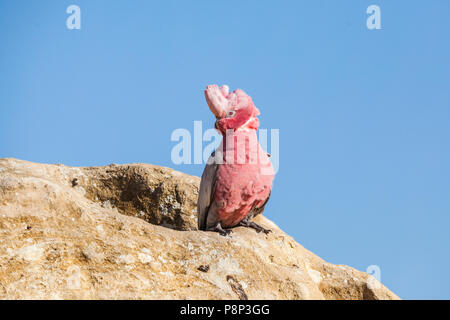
197,155,219,230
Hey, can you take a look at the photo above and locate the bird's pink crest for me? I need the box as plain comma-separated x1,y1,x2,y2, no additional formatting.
205,84,260,133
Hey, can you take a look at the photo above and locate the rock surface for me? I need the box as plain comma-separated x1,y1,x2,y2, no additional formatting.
0,158,399,300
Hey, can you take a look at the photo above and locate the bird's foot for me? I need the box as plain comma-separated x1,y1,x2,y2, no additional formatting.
208,222,233,237
238,220,272,234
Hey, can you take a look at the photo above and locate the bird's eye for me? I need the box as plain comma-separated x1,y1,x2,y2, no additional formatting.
226,110,236,118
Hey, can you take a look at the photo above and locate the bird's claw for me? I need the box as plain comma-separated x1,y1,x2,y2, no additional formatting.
210,222,233,237
238,220,272,235
218,229,233,237
257,227,272,235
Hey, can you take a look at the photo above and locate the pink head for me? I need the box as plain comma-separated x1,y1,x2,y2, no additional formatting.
204,84,260,134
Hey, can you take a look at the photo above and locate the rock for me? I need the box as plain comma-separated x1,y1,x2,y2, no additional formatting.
0,158,399,300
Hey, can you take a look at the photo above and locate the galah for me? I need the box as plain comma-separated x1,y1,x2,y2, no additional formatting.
197,84,275,236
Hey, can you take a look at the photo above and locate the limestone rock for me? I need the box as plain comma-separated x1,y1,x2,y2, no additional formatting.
0,158,399,300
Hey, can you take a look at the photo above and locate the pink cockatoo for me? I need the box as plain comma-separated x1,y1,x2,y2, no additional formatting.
197,84,275,236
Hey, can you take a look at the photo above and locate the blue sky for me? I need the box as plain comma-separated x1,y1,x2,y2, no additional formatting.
1,0,449,299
